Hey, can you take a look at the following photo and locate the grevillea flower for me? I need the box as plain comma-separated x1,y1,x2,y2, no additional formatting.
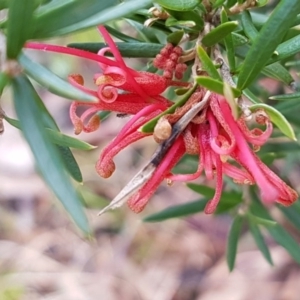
25,26,298,215
26,26,188,135
97,88,298,214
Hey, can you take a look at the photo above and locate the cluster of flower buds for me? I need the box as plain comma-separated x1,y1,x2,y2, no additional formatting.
153,43,188,80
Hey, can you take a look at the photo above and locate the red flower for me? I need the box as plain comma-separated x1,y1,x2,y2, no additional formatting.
101,91,297,214
25,26,298,215
26,26,188,135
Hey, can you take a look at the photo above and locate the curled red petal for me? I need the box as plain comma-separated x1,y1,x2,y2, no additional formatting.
209,95,236,155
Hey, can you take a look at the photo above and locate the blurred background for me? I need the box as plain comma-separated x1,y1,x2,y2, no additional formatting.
0,26,300,300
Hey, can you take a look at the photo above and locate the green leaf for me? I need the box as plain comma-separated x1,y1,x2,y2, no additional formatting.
186,183,242,213
165,9,204,30
231,32,248,47
196,76,241,97
249,220,273,265
213,0,226,9
202,21,238,47
242,88,262,103
0,72,10,96
33,0,152,38
57,145,82,183
249,103,297,140
68,42,163,58
4,115,96,150
262,63,294,85
250,198,300,264
237,0,300,90
12,75,89,233
125,18,161,43
247,212,277,227
143,199,208,222
141,84,197,133
105,25,141,43
6,0,36,58
259,141,300,155
226,0,237,8
241,11,258,43
221,9,235,71
19,54,97,102
270,92,300,101
269,35,300,64
197,46,221,80
256,0,268,7
5,114,85,183
227,215,244,271
165,17,196,28
154,0,199,11
46,129,96,150
167,30,185,45
279,201,300,231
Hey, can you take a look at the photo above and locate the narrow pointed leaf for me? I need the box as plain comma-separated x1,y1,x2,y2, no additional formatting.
33,0,118,38
269,35,300,65
143,199,208,222
105,25,141,43
68,42,163,58
196,76,241,97
250,103,296,140
5,114,83,183
262,63,294,85
167,30,185,45
237,0,300,89
19,54,97,102
270,92,300,101
12,75,89,233
4,115,96,150
250,199,300,264
221,9,235,70
202,21,238,47
57,146,82,183
46,129,96,150
241,11,258,43
279,202,300,231
186,183,242,213
6,0,36,58
227,215,244,271
154,0,199,11
249,221,273,265
242,88,262,103
33,0,152,38
165,9,204,30
197,46,221,80
247,213,277,227
232,32,248,47
0,72,10,96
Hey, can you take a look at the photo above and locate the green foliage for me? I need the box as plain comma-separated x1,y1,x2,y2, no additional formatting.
227,215,244,271
237,0,300,89
196,76,241,97
154,0,199,11
1,0,300,270
68,42,163,58
12,76,90,233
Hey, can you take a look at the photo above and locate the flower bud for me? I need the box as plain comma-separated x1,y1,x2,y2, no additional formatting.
154,117,172,141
